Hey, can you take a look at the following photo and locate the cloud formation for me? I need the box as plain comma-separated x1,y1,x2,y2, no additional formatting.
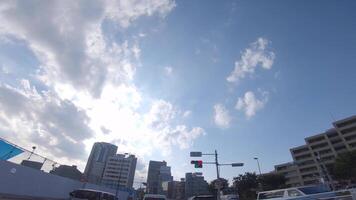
164,66,173,76
0,0,175,96
227,38,275,83
0,80,93,160
0,0,206,178
213,104,231,129
235,91,268,118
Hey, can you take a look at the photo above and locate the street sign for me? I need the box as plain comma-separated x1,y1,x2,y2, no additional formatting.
231,163,244,167
190,152,202,157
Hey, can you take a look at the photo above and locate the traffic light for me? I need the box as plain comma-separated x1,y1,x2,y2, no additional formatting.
191,160,203,168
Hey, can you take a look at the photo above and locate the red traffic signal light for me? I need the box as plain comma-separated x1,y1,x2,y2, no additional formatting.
191,160,203,168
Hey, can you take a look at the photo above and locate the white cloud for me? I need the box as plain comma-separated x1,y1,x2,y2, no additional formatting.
0,0,206,176
0,81,93,161
183,110,192,118
227,37,275,83
164,66,173,76
235,91,268,118
213,104,231,129
0,0,175,96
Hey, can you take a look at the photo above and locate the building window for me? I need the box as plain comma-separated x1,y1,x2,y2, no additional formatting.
308,136,325,143
334,145,347,151
311,142,329,150
345,134,356,141
330,139,342,145
319,149,332,155
295,153,312,160
299,166,318,173
336,118,356,128
340,126,356,135
292,147,309,154
327,132,338,138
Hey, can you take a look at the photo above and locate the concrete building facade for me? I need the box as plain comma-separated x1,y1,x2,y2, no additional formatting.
185,173,209,198
84,142,118,184
275,115,356,186
101,154,137,189
274,162,303,187
146,160,169,194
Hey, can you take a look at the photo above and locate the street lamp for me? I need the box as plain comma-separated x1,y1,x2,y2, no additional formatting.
254,157,262,175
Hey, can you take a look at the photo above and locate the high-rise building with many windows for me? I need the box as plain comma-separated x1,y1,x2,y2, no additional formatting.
275,115,356,186
101,154,137,189
84,142,118,184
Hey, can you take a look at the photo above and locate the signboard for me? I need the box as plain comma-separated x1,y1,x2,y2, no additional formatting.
190,152,202,157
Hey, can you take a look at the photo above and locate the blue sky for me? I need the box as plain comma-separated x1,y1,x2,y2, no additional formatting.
0,0,355,185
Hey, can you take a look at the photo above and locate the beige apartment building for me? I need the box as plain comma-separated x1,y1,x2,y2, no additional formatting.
275,115,356,186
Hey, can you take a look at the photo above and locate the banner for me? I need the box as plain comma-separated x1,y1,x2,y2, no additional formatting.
0,139,24,160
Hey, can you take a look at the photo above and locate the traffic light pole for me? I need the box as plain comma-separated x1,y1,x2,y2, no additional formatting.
190,150,243,200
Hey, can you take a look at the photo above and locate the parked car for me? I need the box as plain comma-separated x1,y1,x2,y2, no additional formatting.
257,185,339,200
69,189,118,200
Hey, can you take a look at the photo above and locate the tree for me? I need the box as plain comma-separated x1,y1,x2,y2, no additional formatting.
331,150,356,182
259,173,286,191
233,172,258,200
209,178,229,197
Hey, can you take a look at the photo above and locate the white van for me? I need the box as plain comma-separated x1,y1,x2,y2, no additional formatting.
143,194,167,200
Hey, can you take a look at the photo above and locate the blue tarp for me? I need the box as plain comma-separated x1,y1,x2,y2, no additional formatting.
0,139,24,160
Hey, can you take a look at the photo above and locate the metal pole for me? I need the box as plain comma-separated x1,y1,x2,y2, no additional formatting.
256,158,262,175
215,150,221,200
215,150,220,179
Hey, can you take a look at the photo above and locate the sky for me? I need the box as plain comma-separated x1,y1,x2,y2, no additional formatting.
0,0,356,187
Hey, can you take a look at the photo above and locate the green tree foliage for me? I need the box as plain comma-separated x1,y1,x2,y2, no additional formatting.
259,173,286,191
331,150,356,182
209,178,229,196
233,172,258,200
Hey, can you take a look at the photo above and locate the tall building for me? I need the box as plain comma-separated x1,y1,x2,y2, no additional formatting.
159,166,173,194
146,160,171,194
175,179,186,200
185,172,209,198
84,142,118,184
165,179,185,199
275,115,356,186
50,165,83,181
101,154,137,189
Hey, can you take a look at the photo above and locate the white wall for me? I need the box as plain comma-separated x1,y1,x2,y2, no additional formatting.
0,160,133,199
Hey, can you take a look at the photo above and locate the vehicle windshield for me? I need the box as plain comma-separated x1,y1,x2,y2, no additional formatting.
71,190,100,200
258,191,285,199
298,186,331,195
194,196,215,200
144,198,165,200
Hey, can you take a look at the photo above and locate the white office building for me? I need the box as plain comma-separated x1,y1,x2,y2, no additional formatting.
101,154,137,189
